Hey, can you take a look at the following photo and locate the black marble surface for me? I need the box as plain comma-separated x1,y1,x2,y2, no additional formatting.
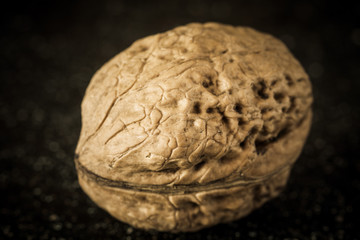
1,0,359,239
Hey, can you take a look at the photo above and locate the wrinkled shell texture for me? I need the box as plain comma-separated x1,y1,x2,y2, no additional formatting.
75,22,313,232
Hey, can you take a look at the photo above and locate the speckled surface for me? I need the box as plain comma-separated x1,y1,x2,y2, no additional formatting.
1,0,359,239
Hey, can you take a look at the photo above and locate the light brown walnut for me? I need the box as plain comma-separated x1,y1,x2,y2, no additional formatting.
75,22,313,232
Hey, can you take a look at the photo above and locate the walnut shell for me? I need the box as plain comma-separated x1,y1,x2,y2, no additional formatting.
75,22,313,232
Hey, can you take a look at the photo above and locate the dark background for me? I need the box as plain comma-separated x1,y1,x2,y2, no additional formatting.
1,0,359,239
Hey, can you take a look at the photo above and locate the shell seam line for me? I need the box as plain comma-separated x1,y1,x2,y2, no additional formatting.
75,156,291,195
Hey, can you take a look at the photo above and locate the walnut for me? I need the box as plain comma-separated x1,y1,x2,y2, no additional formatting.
75,22,313,232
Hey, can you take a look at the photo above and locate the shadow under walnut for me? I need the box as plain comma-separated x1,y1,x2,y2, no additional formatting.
74,22,313,232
